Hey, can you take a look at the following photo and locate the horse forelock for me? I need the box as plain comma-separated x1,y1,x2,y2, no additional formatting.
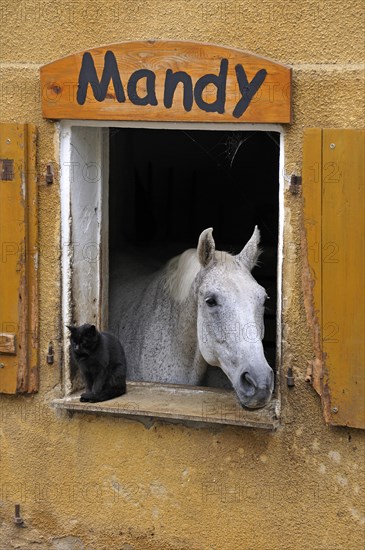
166,249,200,302
166,248,236,302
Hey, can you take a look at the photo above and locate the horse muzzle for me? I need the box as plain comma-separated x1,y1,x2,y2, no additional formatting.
236,368,274,409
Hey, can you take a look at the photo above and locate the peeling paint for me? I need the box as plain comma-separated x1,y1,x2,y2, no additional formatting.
301,219,324,396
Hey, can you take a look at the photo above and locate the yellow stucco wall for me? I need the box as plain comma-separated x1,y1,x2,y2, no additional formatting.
0,1,364,549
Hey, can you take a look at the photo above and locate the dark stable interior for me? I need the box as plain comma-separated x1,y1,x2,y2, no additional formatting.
109,128,279,383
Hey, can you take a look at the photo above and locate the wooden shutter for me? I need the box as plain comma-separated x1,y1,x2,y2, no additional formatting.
302,128,364,428
0,123,38,393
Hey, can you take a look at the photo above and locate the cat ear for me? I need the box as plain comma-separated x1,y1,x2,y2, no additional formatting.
66,325,75,332
87,324,97,335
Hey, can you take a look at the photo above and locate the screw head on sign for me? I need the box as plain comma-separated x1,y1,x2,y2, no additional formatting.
331,407,338,414
330,143,336,149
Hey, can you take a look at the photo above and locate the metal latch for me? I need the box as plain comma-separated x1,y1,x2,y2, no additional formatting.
0,333,16,355
0,159,14,180
14,504,25,527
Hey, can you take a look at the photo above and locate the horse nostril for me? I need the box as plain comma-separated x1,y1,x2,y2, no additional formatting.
240,372,257,397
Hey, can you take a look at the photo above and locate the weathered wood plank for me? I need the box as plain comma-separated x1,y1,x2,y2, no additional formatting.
52,382,279,429
0,123,38,394
302,128,323,395
321,129,365,428
0,124,27,393
24,124,39,393
40,40,291,123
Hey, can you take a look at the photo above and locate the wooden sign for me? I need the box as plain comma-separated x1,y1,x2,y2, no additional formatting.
40,40,291,123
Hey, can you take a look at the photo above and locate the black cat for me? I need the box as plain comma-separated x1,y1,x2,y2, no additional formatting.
67,324,127,402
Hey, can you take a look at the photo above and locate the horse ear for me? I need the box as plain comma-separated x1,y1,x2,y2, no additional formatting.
197,228,215,267
236,226,261,271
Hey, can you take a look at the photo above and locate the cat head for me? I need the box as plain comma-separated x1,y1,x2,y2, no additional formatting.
67,324,99,358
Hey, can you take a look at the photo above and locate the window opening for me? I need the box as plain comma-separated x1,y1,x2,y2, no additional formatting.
107,128,279,392
59,123,282,426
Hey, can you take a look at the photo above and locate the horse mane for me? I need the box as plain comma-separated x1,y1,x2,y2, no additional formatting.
166,248,236,302
166,250,200,302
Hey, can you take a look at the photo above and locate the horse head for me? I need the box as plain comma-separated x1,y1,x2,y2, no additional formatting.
195,227,274,409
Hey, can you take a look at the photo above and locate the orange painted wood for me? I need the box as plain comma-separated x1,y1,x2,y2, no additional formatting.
321,129,364,428
0,123,38,394
40,40,291,123
303,128,365,429
0,124,26,393
22,124,39,393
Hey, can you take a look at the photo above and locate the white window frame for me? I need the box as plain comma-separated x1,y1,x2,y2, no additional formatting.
55,120,285,429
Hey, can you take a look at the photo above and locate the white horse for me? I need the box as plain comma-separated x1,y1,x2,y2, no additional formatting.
110,227,274,409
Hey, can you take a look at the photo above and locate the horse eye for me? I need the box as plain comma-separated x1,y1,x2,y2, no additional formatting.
205,297,217,307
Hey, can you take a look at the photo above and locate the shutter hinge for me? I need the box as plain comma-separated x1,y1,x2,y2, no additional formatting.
46,163,54,184
46,341,54,364
286,367,295,387
289,174,302,195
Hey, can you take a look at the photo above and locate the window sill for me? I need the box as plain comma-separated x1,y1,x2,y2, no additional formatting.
52,381,280,429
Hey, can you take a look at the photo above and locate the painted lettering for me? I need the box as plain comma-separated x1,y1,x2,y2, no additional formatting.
77,51,125,105
164,70,193,111
233,66,267,118
127,69,158,106
194,58,228,114
77,51,267,118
